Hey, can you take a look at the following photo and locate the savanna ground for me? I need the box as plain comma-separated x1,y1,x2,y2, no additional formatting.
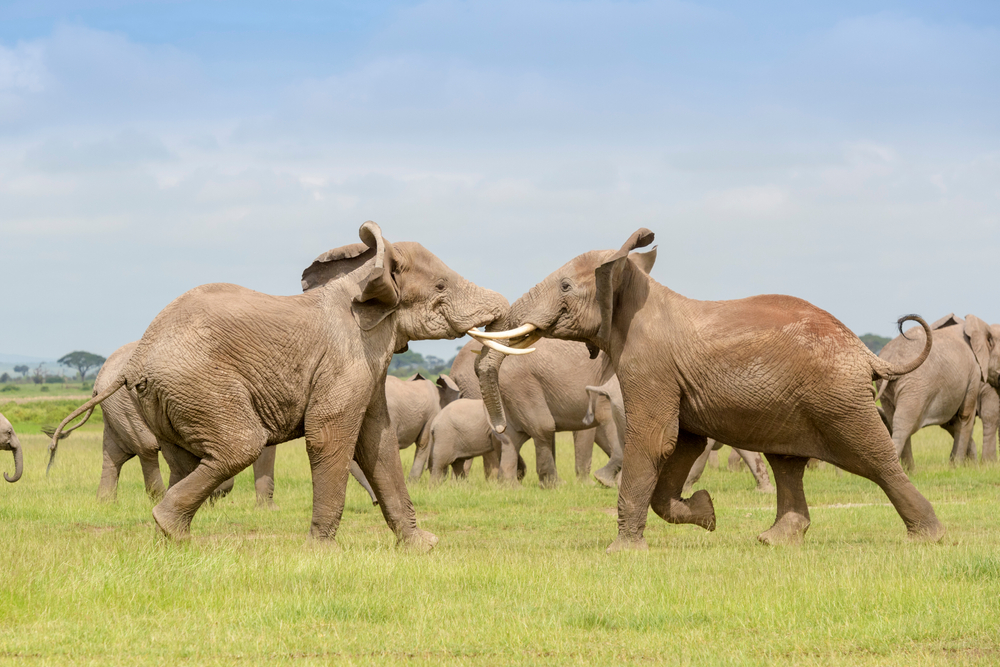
1,405,999,666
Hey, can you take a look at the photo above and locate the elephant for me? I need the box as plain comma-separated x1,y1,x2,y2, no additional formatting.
450,337,619,487
0,412,22,483
47,341,376,505
476,228,944,550
51,221,507,548
876,313,1000,469
385,373,462,481
583,376,773,493
426,398,500,482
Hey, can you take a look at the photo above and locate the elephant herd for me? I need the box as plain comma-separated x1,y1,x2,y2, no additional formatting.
3,222,995,553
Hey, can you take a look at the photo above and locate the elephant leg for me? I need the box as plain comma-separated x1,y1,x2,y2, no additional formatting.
353,398,436,551
593,422,622,489
757,454,810,545
428,435,453,484
252,446,278,509
409,426,432,482
350,460,378,505
152,440,262,540
98,430,133,503
827,412,944,542
532,431,560,488
949,397,978,466
609,406,680,552
573,428,596,480
900,437,915,472
890,406,920,472
210,477,235,502
980,386,999,462
707,448,719,468
138,452,166,502
451,458,469,479
159,440,200,489
498,430,529,484
737,448,775,493
727,447,742,471
682,440,714,494
481,447,499,479
650,430,716,531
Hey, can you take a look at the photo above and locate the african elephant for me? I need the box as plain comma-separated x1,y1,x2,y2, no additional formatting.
451,337,618,487
0,412,22,483
426,398,499,482
583,377,773,493
51,221,507,548
385,373,462,481
877,313,1000,469
477,228,943,550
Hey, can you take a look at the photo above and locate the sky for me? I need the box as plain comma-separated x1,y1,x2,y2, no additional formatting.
1,0,998,362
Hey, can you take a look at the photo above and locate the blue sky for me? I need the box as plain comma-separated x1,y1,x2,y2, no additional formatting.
1,1,998,361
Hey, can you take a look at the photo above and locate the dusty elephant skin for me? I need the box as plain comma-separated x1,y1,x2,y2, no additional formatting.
51,222,508,548
452,338,618,487
479,228,944,550
876,313,1000,469
0,412,23,483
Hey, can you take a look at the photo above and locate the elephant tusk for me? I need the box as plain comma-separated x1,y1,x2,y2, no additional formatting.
467,323,537,340
478,337,536,356
508,331,542,349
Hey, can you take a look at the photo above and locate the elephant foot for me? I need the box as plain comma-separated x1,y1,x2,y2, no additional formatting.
255,498,280,511
152,504,191,542
606,536,648,553
538,474,562,490
652,489,716,531
96,490,117,504
906,520,946,543
593,467,619,489
757,512,810,546
398,529,438,553
756,482,777,494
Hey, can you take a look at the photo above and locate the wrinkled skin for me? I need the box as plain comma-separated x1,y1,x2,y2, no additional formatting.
452,338,616,487
877,314,1000,469
383,374,462,481
426,398,499,482
51,341,318,506
52,222,507,547
480,229,943,550
0,412,22,483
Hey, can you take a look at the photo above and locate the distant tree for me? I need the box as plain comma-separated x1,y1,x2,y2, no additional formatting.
57,351,107,384
13,365,29,379
0,372,10,383
859,334,891,355
32,363,46,384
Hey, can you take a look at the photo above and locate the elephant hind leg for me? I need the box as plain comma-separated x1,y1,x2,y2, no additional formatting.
682,439,714,495
573,428,596,481
253,446,278,509
758,454,810,545
138,452,165,501
737,449,775,493
650,430,716,532
98,429,134,502
532,431,560,489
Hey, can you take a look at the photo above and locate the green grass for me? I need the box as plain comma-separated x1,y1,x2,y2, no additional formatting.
0,383,92,399
1,425,999,665
0,400,103,435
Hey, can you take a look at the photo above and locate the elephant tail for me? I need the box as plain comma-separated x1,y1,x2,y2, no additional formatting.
583,385,610,428
868,315,932,381
48,376,126,475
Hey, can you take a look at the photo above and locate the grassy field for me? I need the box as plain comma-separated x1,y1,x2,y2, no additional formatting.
1,422,998,666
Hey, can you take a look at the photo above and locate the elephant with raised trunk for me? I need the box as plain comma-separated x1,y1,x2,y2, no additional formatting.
876,313,1000,469
475,228,942,550
0,412,22,483
51,222,508,548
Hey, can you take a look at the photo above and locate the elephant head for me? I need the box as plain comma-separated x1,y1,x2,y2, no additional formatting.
0,412,23,483
302,221,509,350
963,314,1000,388
475,229,657,432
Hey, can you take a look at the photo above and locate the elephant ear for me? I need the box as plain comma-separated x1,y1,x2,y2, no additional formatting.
630,246,657,275
931,313,962,330
409,373,426,382
301,242,371,291
436,374,461,406
593,228,655,358
964,314,993,383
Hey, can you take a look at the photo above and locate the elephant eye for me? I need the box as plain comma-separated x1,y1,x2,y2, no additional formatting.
561,279,572,292
435,280,447,292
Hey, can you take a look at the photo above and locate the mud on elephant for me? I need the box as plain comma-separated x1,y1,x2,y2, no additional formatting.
476,228,943,550
52,221,508,548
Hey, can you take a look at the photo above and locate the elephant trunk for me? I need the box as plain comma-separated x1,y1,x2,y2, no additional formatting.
478,347,508,433
5,435,22,483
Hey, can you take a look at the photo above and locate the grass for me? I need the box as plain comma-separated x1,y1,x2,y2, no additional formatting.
1,424,999,665
0,383,92,399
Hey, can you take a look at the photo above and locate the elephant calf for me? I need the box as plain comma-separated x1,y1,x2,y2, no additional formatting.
385,373,462,481
427,399,499,482
0,412,22,483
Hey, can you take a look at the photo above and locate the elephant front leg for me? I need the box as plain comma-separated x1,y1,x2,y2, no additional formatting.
353,396,437,551
758,454,810,546
532,431,560,488
651,431,716,531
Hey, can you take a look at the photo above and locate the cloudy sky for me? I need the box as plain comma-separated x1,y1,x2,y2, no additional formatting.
1,0,998,361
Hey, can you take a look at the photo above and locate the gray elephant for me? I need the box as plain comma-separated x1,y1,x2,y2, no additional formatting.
477,228,943,550
583,377,773,493
877,313,1000,469
450,338,618,487
426,398,499,482
51,221,507,548
385,373,462,481
0,412,22,483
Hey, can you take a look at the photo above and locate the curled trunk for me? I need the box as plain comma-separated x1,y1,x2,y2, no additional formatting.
5,438,22,483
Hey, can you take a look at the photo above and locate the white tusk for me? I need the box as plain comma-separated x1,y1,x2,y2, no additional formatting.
508,331,543,349
467,323,537,340
478,337,536,356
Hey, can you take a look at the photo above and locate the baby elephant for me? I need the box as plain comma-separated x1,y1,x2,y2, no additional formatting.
427,399,500,482
0,412,22,483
